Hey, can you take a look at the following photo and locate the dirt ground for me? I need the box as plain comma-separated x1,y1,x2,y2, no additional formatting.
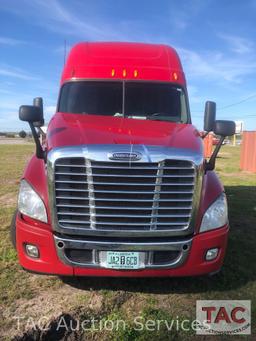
0,137,32,145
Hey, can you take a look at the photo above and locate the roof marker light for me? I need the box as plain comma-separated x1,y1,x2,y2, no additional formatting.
123,69,127,77
134,70,138,78
111,69,115,77
173,72,178,81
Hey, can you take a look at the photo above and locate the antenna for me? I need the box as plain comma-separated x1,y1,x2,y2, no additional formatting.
64,39,67,66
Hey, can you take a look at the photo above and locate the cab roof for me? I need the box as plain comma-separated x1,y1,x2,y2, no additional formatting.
61,42,186,85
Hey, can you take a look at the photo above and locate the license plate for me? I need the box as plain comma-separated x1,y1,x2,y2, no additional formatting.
100,251,143,269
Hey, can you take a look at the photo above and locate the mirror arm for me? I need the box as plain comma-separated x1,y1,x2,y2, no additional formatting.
38,126,46,137
205,136,225,171
201,131,209,139
28,122,46,161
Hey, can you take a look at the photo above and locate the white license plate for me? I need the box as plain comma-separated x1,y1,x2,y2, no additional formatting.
100,251,144,269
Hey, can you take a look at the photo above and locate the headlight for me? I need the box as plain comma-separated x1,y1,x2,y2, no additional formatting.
199,193,228,233
18,180,47,223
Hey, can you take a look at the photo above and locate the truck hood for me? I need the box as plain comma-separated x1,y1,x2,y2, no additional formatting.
47,112,203,153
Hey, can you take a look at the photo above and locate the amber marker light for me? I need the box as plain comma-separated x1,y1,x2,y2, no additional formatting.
111,69,115,77
123,69,127,77
173,72,178,81
134,70,138,78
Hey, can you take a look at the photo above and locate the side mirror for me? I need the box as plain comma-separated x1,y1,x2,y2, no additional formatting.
206,119,236,171
214,120,236,137
19,105,43,123
204,101,216,132
19,102,45,160
33,97,45,127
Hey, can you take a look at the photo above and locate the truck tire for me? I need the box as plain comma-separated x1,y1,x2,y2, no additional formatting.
10,210,17,249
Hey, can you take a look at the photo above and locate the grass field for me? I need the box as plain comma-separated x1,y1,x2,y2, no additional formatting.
0,144,255,340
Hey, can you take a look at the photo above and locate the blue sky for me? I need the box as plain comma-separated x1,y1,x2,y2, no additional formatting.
1,0,256,131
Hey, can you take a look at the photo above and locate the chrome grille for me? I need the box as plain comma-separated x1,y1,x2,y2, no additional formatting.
54,158,195,232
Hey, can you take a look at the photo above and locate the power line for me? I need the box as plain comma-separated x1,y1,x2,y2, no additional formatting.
218,93,256,110
192,93,256,112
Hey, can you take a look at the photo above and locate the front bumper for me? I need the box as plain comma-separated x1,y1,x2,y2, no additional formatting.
16,214,229,277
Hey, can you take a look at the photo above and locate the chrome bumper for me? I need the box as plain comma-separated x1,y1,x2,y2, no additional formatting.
54,235,192,269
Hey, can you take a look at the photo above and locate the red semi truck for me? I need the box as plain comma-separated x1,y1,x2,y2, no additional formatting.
13,42,235,277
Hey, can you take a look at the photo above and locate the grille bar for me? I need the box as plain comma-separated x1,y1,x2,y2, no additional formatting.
56,189,88,193
56,204,192,210
58,220,189,226
56,164,194,170
58,212,191,218
56,189,193,194
56,196,192,202
56,172,194,178
55,180,194,186
85,159,96,229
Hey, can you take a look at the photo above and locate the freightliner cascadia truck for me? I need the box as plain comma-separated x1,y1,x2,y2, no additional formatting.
12,42,235,277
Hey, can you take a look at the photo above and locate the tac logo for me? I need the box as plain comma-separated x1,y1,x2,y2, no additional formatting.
196,300,251,335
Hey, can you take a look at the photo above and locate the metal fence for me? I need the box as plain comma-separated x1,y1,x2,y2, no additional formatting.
240,131,256,173
203,134,213,158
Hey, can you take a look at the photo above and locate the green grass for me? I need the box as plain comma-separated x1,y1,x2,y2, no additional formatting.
0,144,34,197
0,144,255,340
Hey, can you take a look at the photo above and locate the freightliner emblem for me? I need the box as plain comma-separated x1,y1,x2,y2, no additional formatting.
108,152,142,161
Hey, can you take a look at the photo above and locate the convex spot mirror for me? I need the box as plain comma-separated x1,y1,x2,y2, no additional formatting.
204,101,216,132
33,97,44,127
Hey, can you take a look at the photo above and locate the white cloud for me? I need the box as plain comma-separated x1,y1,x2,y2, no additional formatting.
0,64,38,80
0,111,28,131
19,0,128,41
0,36,26,46
43,105,56,124
0,88,12,95
177,47,256,83
45,105,56,116
167,0,211,31
187,85,204,104
54,44,71,58
218,34,254,54
0,95,34,115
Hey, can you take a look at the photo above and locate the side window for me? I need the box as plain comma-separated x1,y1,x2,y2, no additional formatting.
180,90,187,123
58,84,69,112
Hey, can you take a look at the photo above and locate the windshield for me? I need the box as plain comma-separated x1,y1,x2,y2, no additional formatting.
58,81,189,123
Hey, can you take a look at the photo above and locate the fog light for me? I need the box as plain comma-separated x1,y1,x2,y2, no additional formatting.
205,248,219,261
25,244,39,258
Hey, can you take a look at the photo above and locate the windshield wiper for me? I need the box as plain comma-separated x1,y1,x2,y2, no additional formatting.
146,113,181,122
147,113,166,118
